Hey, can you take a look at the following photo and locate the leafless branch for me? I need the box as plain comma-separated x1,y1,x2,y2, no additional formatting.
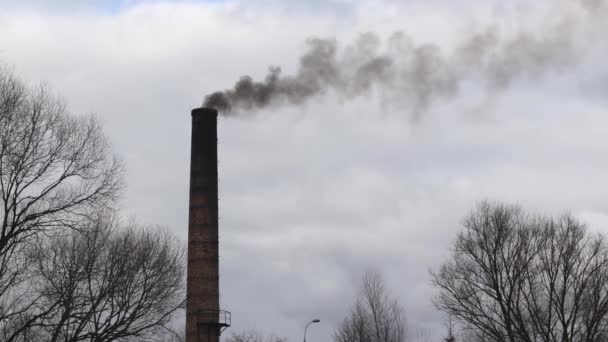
0,66,184,341
432,201,608,342
334,271,407,342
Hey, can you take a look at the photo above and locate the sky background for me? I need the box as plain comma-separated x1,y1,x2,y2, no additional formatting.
1,0,608,340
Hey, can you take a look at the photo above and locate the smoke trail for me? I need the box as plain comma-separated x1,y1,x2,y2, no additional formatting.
203,0,606,116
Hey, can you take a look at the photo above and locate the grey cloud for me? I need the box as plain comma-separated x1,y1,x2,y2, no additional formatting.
2,1,608,341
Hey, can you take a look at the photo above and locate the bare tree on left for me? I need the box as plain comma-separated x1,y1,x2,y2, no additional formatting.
0,66,185,341
0,66,122,333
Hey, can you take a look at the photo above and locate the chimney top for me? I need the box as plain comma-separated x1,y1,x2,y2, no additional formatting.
192,107,218,117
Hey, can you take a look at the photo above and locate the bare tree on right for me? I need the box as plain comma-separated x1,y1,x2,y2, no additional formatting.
432,201,608,342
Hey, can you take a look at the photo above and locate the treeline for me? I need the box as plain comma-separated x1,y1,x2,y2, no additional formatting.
230,201,608,342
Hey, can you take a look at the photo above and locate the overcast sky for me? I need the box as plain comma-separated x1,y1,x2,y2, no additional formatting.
1,0,608,340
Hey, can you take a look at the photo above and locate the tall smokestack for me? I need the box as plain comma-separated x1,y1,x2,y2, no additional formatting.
187,108,230,342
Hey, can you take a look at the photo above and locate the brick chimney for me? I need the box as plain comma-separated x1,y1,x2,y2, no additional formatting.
186,108,230,342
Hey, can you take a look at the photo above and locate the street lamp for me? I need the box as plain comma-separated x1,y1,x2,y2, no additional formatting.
303,319,320,342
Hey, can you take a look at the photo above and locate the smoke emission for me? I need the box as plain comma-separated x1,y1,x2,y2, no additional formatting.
204,0,606,116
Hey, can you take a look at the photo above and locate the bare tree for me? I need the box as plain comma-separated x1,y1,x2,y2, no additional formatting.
155,325,186,342
432,201,608,342
8,213,185,342
0,66,185,341
443,315,456,342
0,66,123,333
227,329,288,342
334,271,407,342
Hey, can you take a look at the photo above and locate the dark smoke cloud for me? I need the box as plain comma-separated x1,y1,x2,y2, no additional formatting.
204,0,606,116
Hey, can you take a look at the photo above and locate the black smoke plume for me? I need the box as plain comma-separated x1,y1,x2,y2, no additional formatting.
204,0,606,116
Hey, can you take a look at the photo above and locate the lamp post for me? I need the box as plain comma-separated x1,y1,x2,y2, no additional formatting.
303,319,320,342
